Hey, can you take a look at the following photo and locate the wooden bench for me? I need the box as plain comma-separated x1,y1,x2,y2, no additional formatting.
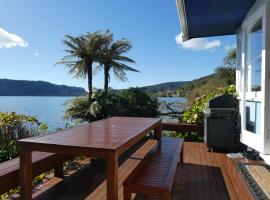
0,152,72,195
123,137,184,200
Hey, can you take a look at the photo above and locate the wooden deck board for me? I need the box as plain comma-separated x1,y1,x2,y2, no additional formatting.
179,142,256,200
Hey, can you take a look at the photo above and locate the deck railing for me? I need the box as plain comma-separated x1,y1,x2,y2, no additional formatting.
162,122,204,141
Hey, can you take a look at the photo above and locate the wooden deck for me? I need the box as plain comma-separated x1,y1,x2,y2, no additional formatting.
178,142,258,200
35,140,261,200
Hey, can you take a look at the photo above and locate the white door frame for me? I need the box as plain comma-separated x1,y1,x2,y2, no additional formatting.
240,4,266,153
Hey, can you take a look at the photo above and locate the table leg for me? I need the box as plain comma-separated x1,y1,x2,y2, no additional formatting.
20,144,32,200
107,152,118,200
154,123,162,145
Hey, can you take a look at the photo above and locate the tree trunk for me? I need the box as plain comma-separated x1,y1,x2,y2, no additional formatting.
87,62,93,104
104,64,110,94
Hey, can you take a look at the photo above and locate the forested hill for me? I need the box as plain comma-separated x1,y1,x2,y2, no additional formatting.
140,81,190,96
0,79,86,96
139,74,215,97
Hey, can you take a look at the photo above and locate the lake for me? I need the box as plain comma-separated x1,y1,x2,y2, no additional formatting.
158,97,187,122
0,96,186,131
0,96,74,131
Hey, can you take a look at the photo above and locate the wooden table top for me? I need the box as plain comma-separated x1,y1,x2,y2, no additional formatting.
19,117,161,153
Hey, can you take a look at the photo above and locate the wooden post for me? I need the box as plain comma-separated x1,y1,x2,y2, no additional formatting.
123,187,131,200
54,164,64,178
180,144,184,164
107,151,118,200
154,123,162,145
163,191,171,200
20,143,32,200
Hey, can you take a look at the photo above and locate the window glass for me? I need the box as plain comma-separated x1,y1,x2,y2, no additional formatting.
237,34,242,93
247,19,262,92
245,101,261,134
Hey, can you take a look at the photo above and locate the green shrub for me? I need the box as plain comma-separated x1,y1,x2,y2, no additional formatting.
0,112,47,162
163,131,203,142
64,88,159,122
182,85,237,124
117,88,159,117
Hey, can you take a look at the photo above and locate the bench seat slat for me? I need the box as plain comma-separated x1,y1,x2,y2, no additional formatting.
124,137,183,200
0,152,72,195
0,152,54,175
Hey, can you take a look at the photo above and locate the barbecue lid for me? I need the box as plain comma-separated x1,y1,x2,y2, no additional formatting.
206,94,234,108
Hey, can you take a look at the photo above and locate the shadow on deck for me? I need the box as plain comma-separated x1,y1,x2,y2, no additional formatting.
36,140,259,200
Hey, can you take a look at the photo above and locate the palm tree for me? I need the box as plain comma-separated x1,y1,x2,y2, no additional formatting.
57,31,111,103
98,38,139,94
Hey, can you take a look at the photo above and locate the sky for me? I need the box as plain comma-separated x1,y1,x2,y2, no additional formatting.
0,0,236,90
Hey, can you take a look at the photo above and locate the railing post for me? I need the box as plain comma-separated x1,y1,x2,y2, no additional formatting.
20,143,32,200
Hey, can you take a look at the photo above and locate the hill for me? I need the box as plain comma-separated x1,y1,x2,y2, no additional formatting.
138,74,214,97
180,67,235,103
139,81,190,96
0,79,86,96
137,69,234,102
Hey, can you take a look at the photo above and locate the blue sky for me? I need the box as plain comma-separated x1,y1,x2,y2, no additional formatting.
0,0,236,90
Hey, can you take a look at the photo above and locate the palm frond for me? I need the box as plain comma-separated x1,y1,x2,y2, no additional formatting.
112,67,127,82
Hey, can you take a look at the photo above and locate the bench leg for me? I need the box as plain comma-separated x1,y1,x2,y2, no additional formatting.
163,191,171,200
180,147,184,164
54,164,64,178
154,123,162,145
124,187,131,200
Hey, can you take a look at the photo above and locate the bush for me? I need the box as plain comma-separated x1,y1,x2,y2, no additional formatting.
117,88,159,117
0,112,47,162
182,85,237,124
64,88,159,122
163,131,203,142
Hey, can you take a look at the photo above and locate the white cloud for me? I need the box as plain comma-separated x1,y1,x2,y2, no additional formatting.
175,32,221,51
0,27,28,48
224,44,236,51
34,52,40,56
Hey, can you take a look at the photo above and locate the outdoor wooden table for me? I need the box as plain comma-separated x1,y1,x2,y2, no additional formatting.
19,117,162,200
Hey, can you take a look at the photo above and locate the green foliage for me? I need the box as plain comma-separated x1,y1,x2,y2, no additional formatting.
57,30,112,100
163,131,203,142
0,112,47,162
117,88,159,117
64,88,159,122
215,66,236,85
182,85,237,124
223,48,236,67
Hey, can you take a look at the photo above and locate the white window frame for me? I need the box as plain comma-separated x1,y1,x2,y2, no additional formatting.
242,6,265,101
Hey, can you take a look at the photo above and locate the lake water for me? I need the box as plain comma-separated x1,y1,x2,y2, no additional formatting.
0,96,186,131
158,97,187,122
158,97,186,104
0,96,74,131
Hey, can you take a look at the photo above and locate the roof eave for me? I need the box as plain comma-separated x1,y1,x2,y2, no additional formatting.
176,0,189,41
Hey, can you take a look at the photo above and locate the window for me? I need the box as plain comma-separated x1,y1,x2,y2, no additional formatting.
246,18,262,92
245,101,261,134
